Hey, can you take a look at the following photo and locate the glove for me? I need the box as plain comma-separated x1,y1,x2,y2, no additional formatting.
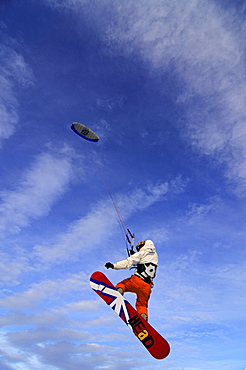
105,262,114,269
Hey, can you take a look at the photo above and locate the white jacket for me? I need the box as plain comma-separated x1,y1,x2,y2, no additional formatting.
113,240,158,280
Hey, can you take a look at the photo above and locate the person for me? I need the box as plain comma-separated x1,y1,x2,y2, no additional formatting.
105,240,158,322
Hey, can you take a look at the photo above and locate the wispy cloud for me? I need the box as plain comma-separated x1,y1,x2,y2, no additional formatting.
185,196,222,224
0,269,124,370
0,251,32,286
0,272,88,310
153,251,246,335
33,176,186,264
103,0,246,195
146,226,169,244
0,32,34,145
0,329,127,370
0,145,76,235
47,0,246,195
1,2,245,369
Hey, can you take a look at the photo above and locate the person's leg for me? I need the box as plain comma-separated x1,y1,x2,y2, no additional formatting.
135,285,151,321
116,276,132,295
116,275,152,321
124,275,152,321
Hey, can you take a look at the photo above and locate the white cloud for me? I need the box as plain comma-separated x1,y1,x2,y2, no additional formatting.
1,49,34,87
101,0,246,195
50,300,100,315
33,176,186,264
0,102,18,140
143,226,169,244
6,328,92,347
0,38,34,145
0,272,88,310
185,196,222,224
42,0,90,10
0,251,32,286
0,145,76,235
153,251,246,331
48,0,246,195
0,312,63,328
33,196,119,264
0,74,18,144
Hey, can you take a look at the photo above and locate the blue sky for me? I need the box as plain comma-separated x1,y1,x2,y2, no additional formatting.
0,0,245,369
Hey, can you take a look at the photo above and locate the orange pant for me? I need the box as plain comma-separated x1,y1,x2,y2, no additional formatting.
116,274,152,316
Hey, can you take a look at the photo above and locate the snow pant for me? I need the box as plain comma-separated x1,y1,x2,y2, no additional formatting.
116,274,152,317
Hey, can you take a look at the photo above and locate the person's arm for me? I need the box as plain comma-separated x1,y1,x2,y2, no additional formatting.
105,251,142,270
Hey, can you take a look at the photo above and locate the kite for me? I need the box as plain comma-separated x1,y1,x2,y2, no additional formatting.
71,122,99,142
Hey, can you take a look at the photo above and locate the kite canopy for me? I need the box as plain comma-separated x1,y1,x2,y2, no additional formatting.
71,122,99,142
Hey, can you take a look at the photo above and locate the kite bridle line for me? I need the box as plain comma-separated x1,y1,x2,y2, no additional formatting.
96,164,135,256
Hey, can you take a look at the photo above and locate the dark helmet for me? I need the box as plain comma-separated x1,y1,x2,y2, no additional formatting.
136,240,145,251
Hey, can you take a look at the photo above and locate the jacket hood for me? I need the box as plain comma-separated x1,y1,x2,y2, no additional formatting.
141,239,156,253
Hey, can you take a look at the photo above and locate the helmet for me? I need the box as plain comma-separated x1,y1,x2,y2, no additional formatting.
136,240,145,251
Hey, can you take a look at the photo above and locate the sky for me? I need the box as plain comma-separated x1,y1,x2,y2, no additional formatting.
0,0,246,369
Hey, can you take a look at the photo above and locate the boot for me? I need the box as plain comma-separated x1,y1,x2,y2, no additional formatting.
140,313,148,321
117,287,124,296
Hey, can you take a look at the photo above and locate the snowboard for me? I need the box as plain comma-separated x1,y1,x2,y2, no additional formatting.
90,271,170,360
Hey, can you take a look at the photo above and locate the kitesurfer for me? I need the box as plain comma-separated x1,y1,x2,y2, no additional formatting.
105,240,158,321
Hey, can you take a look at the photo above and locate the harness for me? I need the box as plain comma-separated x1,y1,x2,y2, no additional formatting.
135,262,158,284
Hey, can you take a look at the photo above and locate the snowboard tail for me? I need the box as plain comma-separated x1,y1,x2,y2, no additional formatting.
90,271,170,360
